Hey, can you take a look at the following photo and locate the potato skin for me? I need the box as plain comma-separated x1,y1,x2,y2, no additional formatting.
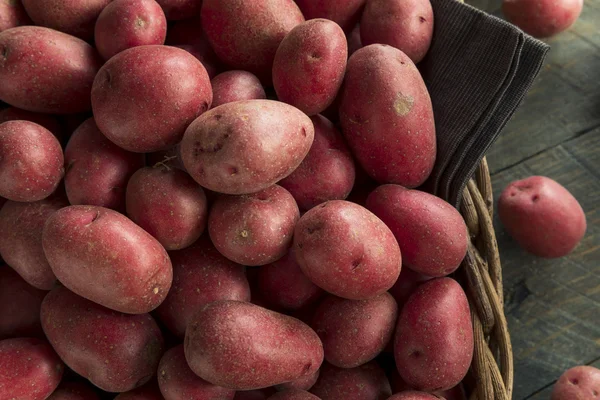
156,0,202,20
0,121,64,202
166,19,222,78
211,71,267,108
498,176,586,258
294,0,366,32
394,278,473,392
114,381,164,400
361,0,434,63
184,300,324,390
275,370,320,392
367,185,468,277
0,27,101,113
154,238,251,338
0,337,64,400
310,361,392,400
273,19,348,116
387,392,439,400
42,205,173,314
47,381,101,400
181,100,314,195
41,286,165,392
92,45,212,153
388,267,432,307
235,390,276,400
0,0,32,32
551,365,600,400
503,0,583,38
339,44,436,188
0,107,64,142
65,118,145,212
267,390,320,400
294,200,401,300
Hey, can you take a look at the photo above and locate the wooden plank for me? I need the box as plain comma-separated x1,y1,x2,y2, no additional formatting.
490,129,600,400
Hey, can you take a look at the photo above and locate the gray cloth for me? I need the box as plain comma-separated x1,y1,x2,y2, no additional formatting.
420,0,549,207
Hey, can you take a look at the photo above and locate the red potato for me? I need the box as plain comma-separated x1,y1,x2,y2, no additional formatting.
42,205,173,314
390,370,466,399
211,71,267,108
394,278,473,392
267,390,320,400
387,392,439,400
503,0,583,38
0,107,64,142
92,45,212,153
294,0,367,32
498,176,586,258
156,0,202,20
158,345,236,400
294,200,401,300
126,166,208,251
0,196,66,290
0,26,102,114
348,24,363,56
0,338,64,400
0,121,64,202
208,185,300,266
388,267,432,308
273,19,348,116
275,370,320,392
310,362,392,400
146,145,187,172
184,300,324,390
154,238,250,338
361,0,434,63
339,44,436,188
235,389,277,400
41,286,165,392
551,365,600,400
47,381,101,400
65,118,145,211
114,381,164,400
0,0,32,32
366,185,469,277
180,100,315,195
201,0,304,82
279,114,355,211
95,0,168,60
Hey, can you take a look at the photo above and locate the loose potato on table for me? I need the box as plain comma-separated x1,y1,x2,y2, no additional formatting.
267,390,320,400
0,0,32,32
156,0,202,20
0,107,64,142
503,0,583,38
47,381,101,400
551,365,600,400
294,0,367,32
211,71,267,108
310,361,392,400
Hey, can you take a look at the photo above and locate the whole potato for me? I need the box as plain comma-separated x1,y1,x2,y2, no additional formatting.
47,381,101,400
310,361,392,400
0,196,66,290
0,337,64,400
158,345,236,400
388,267,432,308
0,121,64,202
0,107,64,142
0,0,32,32
208,185,300,266
65,118,145,211
503,0,583,38
180,100,314,195
156,0,202,20
184,300,324,390
390,370,467,399
114,382,163,400
267,390,320,400
166,19,222,78
0,267,46,339
126,166,208,251
294,200,401,300
348,24,363,56
41,286,165,392
154,238,251,338
366,185,468,277
279,114,355,211
394,278,473,392
387,392,439,400
42,205,173,314
92,45,212,153
275,370,320,392
95,0,168,60
0,26,102,113
211,71,267,108
361,0,434,63
294,0,366,32
201,0,304,81
498,176,586,258
551,365,600,400
339,44,436,188
273,19,348,116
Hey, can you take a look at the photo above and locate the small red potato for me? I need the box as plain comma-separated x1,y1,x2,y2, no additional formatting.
0,107,64,142
0,26,102,114
387,392,439,400
114,381,164,400
310,361,392,400
267,390,320,400
361,0,434,63
390,369,467,399
95,0,168,60
155,237,251,338
201,0,304,81
208,185,300,266
273,19,348,116
41,286,165,393
211,71,267,108
156,0,202,20
279,114,355,211
0,121,64,202
498,176,586,258
388,267,432,307
0,0,32,32
294,200,401,300
47,381,101,400
180,100,315,195
551,365,600,400
294,0,367,32
394,278,473,392
42,205,173,314
158,345,236,400
339,44,436,188
367,185,469,277
92,45,212,153
184,300,324,390
65,118,145,211
275,370,320,392
503,0,583,38
348,24,363,56
0,337,64,400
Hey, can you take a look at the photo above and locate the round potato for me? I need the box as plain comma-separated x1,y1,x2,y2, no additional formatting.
503,0,583,38
156,0,202,20
0,0,32,32
0,107,64,142
47,382,101,400
294,0,366,32
211,71,266,108
267,390,319,400
551,365,600,400
275,370,320,392
309,362,392,400
114,382,164,400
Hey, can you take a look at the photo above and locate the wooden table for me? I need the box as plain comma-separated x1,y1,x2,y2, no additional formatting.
467,0,600,398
